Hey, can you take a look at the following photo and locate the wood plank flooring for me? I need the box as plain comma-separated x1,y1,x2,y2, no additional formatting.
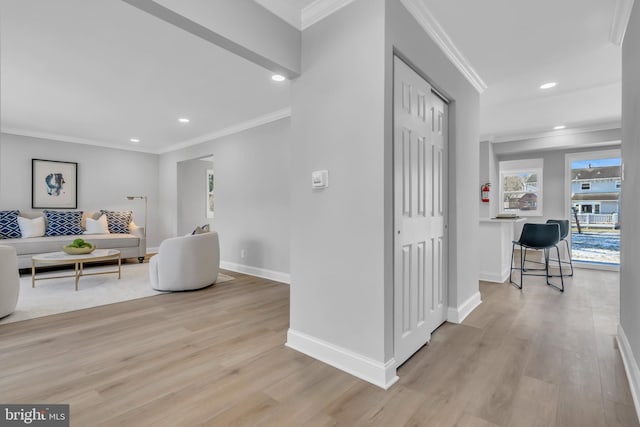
0,268,637,426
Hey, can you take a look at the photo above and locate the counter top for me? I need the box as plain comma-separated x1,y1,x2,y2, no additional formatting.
479,217,527,223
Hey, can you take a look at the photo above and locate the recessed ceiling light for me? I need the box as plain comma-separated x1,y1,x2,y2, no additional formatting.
540,82,557,89
178,118,190,124
271,74,286,82
130,138,140,143
553,125,566,130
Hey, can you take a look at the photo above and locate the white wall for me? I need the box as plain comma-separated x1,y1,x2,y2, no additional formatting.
177,158,213,236
386,0,482,337
620,0,640,411
288,0,482,384
158,118,291,276
0,133,159,247
289,0,388,364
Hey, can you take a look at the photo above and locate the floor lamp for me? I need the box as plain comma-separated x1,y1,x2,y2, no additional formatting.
126,196,147,263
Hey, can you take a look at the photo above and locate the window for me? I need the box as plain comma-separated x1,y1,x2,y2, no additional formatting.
206,168,214,219
499,159,543,216
616,181,621,189
581,183,591,190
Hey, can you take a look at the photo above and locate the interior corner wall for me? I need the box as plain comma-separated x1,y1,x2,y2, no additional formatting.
157,118,291,276
177,158,212,236
289,0,388,364
385,0,481,346
0,133,160,247
620,0,640,401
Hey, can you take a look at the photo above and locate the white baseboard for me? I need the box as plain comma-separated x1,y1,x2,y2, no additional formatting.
447,291,482,324
478,269,509,283
220,260,291,284
146,247,159,255
617,324,640,423
286,328,399,389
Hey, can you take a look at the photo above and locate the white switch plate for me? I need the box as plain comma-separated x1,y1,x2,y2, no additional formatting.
311,170,329,189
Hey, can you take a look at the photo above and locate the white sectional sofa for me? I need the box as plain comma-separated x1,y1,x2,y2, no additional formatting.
1,211,146,269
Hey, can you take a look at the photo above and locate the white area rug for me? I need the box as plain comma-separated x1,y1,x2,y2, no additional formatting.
1,263,233,325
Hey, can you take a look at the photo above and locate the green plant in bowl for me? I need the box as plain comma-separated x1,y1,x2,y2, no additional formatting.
63,238,95,255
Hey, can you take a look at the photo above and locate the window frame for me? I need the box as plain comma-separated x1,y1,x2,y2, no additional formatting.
498,159,544,217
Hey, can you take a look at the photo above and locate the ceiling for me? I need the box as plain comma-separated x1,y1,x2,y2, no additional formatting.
0,0,291,154
0,0,627,153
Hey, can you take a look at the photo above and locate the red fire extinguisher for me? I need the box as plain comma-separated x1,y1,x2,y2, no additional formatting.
481,183,490,203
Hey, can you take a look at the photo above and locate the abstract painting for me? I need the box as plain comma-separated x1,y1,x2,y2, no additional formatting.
32,159,78,209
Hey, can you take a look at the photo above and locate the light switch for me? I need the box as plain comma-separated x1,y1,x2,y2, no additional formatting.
311,170,329,189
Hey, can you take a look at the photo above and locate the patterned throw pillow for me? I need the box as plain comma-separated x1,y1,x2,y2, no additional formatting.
44,210,84,236
0,210,21,239
100,210,132,234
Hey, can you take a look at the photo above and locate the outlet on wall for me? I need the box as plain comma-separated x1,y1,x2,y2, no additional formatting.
240,249,246,259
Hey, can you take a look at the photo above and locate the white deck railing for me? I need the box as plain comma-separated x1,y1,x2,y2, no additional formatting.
572,213,618,227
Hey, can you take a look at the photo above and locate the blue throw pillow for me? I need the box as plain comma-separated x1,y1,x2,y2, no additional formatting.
44,210,83,236
0,210,21,239
100,210,132,234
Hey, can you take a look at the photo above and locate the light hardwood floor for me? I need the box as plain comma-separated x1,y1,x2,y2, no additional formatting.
0,268,637,426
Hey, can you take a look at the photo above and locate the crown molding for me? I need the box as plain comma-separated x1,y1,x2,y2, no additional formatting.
400,0,487,93
2,108,292,155
0,128,157,154
157,108,292,154
301,0,357,30
610,0,635,46
486,120,621,144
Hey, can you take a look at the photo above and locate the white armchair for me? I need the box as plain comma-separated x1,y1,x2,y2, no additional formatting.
0,245,20,319
149,231,220,291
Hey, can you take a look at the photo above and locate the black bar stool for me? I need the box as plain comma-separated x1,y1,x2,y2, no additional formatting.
510,222,564,292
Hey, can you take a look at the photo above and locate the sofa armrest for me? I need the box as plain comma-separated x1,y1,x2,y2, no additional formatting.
130,226,146,258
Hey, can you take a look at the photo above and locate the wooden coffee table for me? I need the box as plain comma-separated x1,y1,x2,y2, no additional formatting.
32,249,121,291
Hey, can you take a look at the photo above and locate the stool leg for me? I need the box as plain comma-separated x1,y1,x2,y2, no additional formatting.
564,239,574,277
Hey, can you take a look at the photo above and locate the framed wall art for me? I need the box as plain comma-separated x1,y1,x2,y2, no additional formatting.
32,159,78,209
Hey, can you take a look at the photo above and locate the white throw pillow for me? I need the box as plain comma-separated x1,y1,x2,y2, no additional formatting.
84,214,110,235
17,216,45,238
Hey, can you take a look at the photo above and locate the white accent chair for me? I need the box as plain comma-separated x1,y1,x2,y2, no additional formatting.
149,231,220,291
0,245,20,319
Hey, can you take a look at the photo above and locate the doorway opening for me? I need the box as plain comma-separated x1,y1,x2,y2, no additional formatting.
566,150,621,267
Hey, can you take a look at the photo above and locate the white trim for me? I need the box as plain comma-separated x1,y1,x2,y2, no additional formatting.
301,0,357,30
617,324,640,423
0,128,157,154
286,328,399,389
610,0,636,46
399,0,487,93
158,108,292,154
479,269,510,284
2,108,293,156
486,120,622,144
220,260,290,284
447,291,482,324
146,246,159,255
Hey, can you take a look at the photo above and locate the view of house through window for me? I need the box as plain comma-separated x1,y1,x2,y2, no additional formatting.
570,157,621,265
499,159,544,216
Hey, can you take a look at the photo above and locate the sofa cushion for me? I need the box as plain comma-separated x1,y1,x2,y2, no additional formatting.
44,210,84,236
6,233,140,256
0,210,21,239
17,216,45,238
85,214,109,234
100,210,132,234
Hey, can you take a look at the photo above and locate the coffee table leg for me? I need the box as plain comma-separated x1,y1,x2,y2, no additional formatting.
32,260,36,288
75,262,79,291
118,255,121,279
